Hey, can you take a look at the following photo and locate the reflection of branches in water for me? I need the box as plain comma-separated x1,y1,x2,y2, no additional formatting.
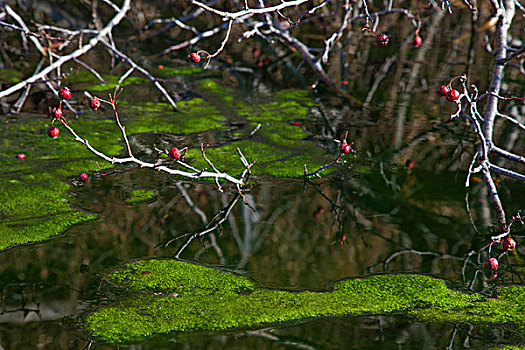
166,193,240,258
242,328,319,350
375,226,524,294
175,182,225,264
304,179,345,243
165,186,292,267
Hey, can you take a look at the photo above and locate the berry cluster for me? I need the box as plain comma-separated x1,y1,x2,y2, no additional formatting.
47,87,102,184
484,237,517,277
439,76,462,103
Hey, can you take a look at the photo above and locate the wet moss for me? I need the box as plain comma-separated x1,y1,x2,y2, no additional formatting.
65,71,147,91
0,69,22,83
154,66,204,76
185,138,327,178
198,79,235,103
125,189,157,205
0,115,116,250
108,259,255,295
123,98,226,134
86,259,525,343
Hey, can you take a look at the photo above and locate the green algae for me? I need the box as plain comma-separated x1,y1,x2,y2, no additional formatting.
0,76,338,250
64,71,148,91
0,69,22,83
122,98,227,134
187,81,333,177
86,259,525,343
198,79,235,103
185,139,327,178
0,114,119,250
108,259,255,295
125,189,157,205
154,66,204,76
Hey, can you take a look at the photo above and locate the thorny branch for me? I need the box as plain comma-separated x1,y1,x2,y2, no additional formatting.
54,88,252,188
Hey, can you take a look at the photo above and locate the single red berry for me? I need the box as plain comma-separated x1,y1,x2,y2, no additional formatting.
168,147,181,160
189,53,201,63
47,126,60,139
446,89,461,102
89,98,101,110
413,35,422,48
51,108,63,119
376,34,389,46
340,143,351,154
16,153,26,159
502,237,516,251
439,85,450,97
78,172,89,183
58,87,71,100
484,257,499,270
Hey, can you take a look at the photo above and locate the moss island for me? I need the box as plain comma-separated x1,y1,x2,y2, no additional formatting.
87,259,525,343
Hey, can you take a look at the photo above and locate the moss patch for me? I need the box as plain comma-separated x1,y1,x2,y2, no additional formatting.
0,114,122,250
0,69,22,83
125,189,157,205
122,98,227,134
65,70,148,91
86,259,525,343
186,81,333,177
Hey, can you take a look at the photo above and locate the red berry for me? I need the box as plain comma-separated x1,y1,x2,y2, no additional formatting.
484,257,499,270
502,237,516,251
51,108,63,119
446,89,461,102
16,153,26,159
58,87,71,100
168,147,181,160
189,53,201,63
89,98,101,110
47,126,60,139
439,85,450,97
376,34,389,46
340,143,351,154
78,172,89,183
413,35,422,48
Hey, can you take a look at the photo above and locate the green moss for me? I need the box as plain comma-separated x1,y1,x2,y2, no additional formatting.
155,66,204,76
86,259,525,343
125,189,157,205
108,259,255,295
198,79,235,103
0,114,117,250
64,71,147,91
185,138,327,178
0,69,22,83
123,98,226,134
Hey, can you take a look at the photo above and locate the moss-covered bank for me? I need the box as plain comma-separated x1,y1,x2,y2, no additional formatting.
86,259,525,343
